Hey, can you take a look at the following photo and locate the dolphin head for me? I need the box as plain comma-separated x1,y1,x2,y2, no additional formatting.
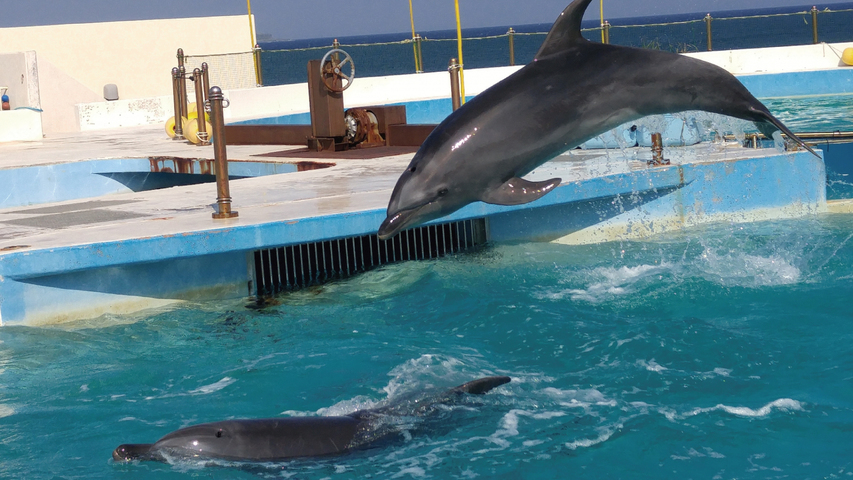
378,129,480,240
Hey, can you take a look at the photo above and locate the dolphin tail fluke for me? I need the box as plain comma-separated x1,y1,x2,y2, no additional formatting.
749,106,820,158
452,376,511,395
112,443,156,462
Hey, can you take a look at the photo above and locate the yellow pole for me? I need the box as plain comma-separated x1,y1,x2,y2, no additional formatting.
454,0,466,104
600,0,605,43
247,0,260,85
409,0,420,72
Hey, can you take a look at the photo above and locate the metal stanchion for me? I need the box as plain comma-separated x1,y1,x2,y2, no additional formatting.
602,21,611,44
209,86,238,219
448,58,461,111
648,133,670,166
507,28,515,66
192,68,209,145
176,49,188,120
253,44,264,86
201,62,210,102
414,34,424,73
171,67,184,139
811,6,819,44
704,14,713,51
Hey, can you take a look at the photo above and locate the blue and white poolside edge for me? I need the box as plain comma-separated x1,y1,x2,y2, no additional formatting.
0,148,825,326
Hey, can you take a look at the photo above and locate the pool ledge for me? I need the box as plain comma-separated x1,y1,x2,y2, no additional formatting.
0,145,826,326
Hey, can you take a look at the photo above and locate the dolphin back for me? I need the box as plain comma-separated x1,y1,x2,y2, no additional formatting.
451,376,512,394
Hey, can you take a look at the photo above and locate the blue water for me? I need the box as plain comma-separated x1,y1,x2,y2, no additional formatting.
2,215,853,479
258,2,853,85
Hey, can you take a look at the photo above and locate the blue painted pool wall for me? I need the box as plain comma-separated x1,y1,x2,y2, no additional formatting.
0,159,298,209
232,70,853,127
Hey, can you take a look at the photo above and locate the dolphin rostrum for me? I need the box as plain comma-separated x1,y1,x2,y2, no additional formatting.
377,0,817,240
112,375,510,463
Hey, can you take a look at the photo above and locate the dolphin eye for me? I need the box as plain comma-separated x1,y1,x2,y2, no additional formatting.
410,166,417,173
438,188,448,197
216,429,223,438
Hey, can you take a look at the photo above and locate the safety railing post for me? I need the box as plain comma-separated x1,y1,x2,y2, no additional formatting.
209,86,238,219
704,14,713,51
253,44,264,86
201,62,210,102
448,58,461,111
603,21,611,44
811,6,819,44
507,28,516,66
414,34,424,73
171,67,184,140
192,68,209,145
648,133,670,166
176,49,188,120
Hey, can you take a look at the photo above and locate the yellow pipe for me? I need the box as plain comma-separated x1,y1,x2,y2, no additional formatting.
454,0,466,104
247,0,260,85
600,0,605,43
409,0,420,72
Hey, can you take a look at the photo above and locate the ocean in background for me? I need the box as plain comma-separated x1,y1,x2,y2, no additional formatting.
258,2,853,86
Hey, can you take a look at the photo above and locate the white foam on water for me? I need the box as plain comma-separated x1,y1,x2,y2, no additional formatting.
565,423,622,450
637,359,668,373
673,398,804,420
698,248,800,287
0,404,14,418
187,377,236,395
541,387,617,408
544,263,673,303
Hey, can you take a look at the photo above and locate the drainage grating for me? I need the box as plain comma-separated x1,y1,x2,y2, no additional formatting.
252,218,487,296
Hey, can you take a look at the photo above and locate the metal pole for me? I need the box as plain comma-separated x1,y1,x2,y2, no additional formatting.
704,14,713,51
201,62,210,102
454,0,466,105
247,0,261,86
507,28,515,66
603,21,610,44
193,68,208,145
415,34,424,73
176,49,187,120
811,6,819,44
409,0,421,73
209,86,238,219
171,67,184,139
600,0,605,43
449,58,461,111
648,133,670,166
253,44,264,86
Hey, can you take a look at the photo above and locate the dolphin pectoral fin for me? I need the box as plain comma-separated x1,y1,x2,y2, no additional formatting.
535,0,594,59
452,376,511,395
481,177,561,206
750,107,820,158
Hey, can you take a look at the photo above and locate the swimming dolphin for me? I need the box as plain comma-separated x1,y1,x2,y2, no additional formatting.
112,375,510,463
377,0,817,240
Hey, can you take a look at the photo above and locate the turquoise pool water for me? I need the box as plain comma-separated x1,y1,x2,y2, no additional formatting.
2,214,852,479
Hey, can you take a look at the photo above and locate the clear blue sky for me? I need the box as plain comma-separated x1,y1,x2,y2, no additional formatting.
1,0,851,40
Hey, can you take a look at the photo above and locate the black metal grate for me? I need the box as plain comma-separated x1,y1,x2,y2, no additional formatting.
252,218,487,295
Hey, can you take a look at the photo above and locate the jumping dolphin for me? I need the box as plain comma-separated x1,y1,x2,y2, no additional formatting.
377,0,817,240
112,375,510,463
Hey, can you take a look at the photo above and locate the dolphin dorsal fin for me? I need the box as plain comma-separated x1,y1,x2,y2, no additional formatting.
534,0,595,59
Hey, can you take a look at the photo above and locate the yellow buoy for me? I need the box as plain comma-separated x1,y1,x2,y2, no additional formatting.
187,111,211,122
165,116,177,138
842,48,853,66
184,118,213,145
188,102,198,113
165,116,190,138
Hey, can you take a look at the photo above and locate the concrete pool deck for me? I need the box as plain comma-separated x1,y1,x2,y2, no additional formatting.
0,122,832,326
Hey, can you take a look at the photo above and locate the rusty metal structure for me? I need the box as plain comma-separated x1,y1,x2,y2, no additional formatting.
224,49,441,152
648,132,670,166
